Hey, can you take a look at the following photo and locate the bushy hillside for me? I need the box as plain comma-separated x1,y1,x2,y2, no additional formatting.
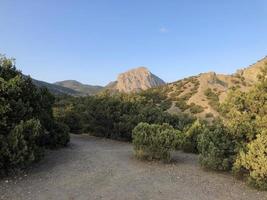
141,57,267,120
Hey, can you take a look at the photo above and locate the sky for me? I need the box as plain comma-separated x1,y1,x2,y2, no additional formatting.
0,0,267,86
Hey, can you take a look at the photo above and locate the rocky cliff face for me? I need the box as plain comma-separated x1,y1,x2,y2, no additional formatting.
110,67,165,93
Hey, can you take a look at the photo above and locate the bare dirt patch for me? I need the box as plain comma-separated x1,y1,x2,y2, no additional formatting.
0,134,266,200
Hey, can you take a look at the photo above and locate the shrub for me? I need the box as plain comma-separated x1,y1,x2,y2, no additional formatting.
0,119,44,175
181,120,205,153
205,112,214,118
204,88,220,110
189,103,204,114
57,110,83,134
46,122,70,148
197,122,236,171
233,131,267,190
0,55,70,174
132,123,181,162
175,99,190,111
159,100,172,111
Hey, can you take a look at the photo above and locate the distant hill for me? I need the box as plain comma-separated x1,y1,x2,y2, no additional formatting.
54,80,103,96
31,79,82,96
106,67,165,93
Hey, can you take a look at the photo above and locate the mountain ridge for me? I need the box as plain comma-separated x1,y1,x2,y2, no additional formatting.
54,80,103,96
32,56,266,117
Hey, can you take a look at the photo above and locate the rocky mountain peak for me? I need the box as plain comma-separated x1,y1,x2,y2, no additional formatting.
113,67,165,93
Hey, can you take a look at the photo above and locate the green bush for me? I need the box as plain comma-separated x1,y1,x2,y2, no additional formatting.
132,123,181,162
233,131,267,190
56,110,83,134
189,103,204,114
0,119,44,175
197,122,236,171
0,55,70,174
159,100,172,111
46,122,70,148
204,88,220,110
181,120,205,153
175,99,190,111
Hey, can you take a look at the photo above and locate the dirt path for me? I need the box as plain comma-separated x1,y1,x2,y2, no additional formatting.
0,134,266,200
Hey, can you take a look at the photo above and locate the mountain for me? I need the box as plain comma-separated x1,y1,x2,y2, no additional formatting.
107,67,165,93
54,80,103,96
32,57,266,117
157,56,267,119
31,79,82,96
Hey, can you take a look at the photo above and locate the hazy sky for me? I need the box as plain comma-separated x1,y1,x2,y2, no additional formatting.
1,0,266,86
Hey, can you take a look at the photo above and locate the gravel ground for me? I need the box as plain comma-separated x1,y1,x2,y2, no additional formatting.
0,134,266,200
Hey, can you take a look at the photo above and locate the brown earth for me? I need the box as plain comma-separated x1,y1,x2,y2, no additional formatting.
0,134,266,200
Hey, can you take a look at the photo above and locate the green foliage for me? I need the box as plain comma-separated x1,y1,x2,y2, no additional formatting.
181,120,205,153
139,88,166,104
175,99,190,111
189,103,204,114
55,93,195,141
0,55,69,174
0,119,44,175
53,102,83,134
233,131,267,190
197,63,267,190
197,122,236,171
221,63,267,146
205,112,214,118
159,99,172,110
132,123,181,162
47,121,70,148
204,88,220,110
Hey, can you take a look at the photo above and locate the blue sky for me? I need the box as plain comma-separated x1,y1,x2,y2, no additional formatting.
0,0,267,86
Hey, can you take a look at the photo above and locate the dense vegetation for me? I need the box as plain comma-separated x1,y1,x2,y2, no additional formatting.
204,88,220,111
132,123,180,161
197,121,236,171
0,56,70,176
54,91,195,141
198,64,267,189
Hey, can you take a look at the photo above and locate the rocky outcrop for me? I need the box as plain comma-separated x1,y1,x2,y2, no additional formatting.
111,67,165,93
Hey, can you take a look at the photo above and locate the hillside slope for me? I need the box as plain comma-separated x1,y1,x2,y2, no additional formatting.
149,57,267,119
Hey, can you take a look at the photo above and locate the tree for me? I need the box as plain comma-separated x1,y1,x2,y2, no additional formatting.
221,63,267,146
233,131,267,190
0,55,69,174
181,119,205,153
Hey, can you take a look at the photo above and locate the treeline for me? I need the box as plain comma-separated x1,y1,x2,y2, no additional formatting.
0,56,70,176
54,91,195,141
